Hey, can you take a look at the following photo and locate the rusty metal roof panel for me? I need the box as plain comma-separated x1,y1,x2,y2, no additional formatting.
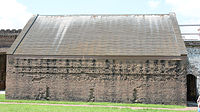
10,13,187,56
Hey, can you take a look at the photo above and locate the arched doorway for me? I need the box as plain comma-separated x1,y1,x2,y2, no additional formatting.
187,74,197,102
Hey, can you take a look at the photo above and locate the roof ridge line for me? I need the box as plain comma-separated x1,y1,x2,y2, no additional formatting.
12,14,39,54
38,14,171,16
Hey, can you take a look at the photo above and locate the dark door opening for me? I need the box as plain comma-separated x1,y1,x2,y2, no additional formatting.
187,74,197,102
0,54,6,90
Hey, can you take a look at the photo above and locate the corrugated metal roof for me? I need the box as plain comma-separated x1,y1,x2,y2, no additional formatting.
8,13,187,56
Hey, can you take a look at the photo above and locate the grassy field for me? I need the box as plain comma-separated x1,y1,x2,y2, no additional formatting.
0,94,196,112
0,104,196,112
0,94,185,108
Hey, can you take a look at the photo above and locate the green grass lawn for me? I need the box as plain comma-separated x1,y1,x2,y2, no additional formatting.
0,94,185,109
0,104,196,112
0,94,196,112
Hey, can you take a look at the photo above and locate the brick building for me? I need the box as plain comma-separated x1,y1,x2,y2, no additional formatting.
0,29,21,90
5,13,189,105
185,40,200,102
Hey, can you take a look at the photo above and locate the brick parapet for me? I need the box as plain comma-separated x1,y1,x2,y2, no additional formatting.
0,29,21,36
0,29,21,48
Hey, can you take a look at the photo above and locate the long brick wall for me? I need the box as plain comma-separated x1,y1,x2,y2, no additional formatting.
6,55,187,105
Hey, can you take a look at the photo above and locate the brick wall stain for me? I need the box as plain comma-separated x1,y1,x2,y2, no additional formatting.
6,55,187,105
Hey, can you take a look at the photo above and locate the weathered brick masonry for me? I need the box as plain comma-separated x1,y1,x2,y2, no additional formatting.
185,41,200,98
0,29,20,48
6,55,187,105
0,29,21,90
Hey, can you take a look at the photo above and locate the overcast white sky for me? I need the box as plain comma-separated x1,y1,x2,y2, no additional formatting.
0,0,200,36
